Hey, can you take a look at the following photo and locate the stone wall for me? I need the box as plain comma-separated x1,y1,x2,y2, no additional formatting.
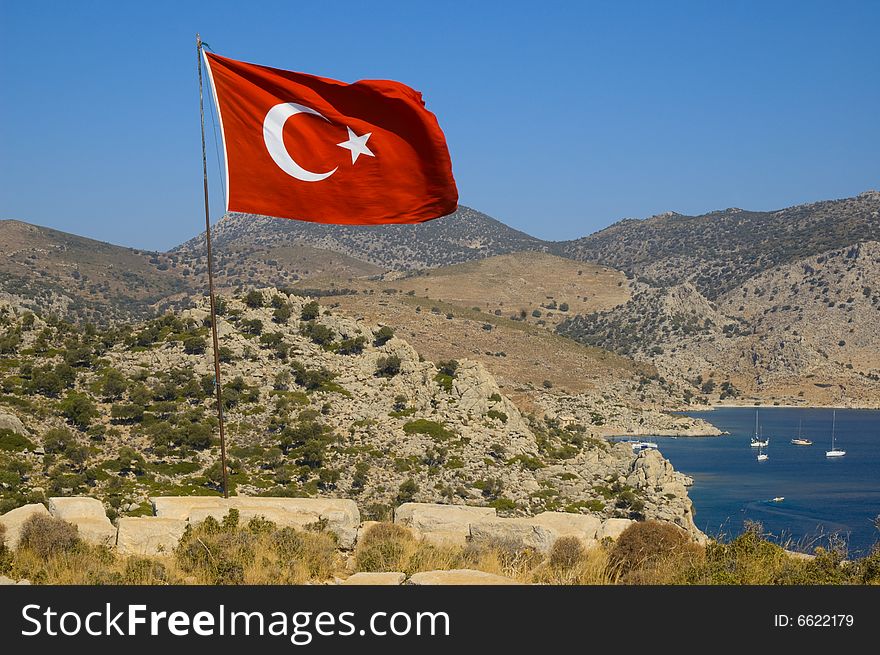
1,497,667,557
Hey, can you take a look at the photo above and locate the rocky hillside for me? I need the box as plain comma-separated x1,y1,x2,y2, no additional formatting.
555,191,880,299
173,205,548,270
0,293,702,538
559,241,880,406
0,220,195,323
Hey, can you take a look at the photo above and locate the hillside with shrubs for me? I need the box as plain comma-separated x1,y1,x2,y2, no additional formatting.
0,290,702,537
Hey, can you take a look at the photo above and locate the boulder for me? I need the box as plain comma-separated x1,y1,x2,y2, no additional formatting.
0,503,50,550
597,518,633,541
48,496,108,522
74,518,118,547
0,575,31,585
468,518,556,553
151,496,227,519
150,496,360,548
0,411,27,435
341,572,405,586
531,511,601,543
394,503,496,545
116,518,187,556
47,497,117,547
407,569,520,585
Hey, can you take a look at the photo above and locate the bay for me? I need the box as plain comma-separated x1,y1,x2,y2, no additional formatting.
621,408,880,556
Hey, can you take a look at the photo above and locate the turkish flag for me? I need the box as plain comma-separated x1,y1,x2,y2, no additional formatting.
203,52,458,225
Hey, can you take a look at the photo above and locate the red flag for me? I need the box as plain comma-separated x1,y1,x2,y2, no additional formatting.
203,52,458,225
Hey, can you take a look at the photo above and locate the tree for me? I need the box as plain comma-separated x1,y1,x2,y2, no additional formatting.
241,318,263,335
300,322,335,346
110,403,145,424
43,427,75,454
30,368,64,397
272,303,292,324
375,355,401,378
60,392,97,430
336,336,366,355
183,336,207,355
301,301,320,321
244,290,264,308
100,368,127,400
396,478,418,503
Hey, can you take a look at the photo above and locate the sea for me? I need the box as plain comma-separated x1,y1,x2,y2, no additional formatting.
617,408,880,556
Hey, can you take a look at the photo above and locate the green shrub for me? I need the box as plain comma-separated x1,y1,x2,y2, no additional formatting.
100,369,127,400
402,419,454,441
272,304,292,324
111,403,145,424
486,409,508,423
396,478,418,503
507,454,544,470
373,326,394,346
60,392,97,429
0,429,36,452
43,427,74,454
183,336,207,355
300,301,320,321
375,355,401,378
300,321,335,346
335,336,366,355
244,290,264,308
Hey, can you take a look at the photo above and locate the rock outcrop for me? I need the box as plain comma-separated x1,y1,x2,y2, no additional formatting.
341,572,405,586
394,502,496,545
0,503,50,550
407,569,520,585
47,496,116,547
116,517,187,556
151,496,360,549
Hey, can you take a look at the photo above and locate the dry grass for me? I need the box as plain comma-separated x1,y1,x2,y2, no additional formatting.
3,516,879,585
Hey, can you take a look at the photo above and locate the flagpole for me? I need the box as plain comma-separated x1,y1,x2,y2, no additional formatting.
196,33,229,499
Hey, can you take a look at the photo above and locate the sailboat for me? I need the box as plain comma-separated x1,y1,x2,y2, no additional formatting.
790,419,812,446
825,410,845,457
757,441,769,462
750,410,769,447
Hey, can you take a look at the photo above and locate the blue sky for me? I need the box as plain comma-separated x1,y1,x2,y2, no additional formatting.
1,0,878,250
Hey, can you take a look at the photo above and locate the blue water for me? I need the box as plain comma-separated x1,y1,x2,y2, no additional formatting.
623,408,880,556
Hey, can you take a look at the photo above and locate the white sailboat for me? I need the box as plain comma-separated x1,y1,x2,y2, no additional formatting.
790,419,812,446
757,442,769,462
825,410,845,458
750,410,769,448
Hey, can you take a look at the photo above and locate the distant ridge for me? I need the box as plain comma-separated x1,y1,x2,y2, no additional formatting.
173,205,549,270
553,191,880,298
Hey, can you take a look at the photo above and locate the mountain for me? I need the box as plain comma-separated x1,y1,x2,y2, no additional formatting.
173,205,548,270
558,240,880,406
0,219,195,323
0,291,702,537
554,191,880,299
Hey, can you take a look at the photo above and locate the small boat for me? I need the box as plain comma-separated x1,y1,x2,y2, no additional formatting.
750,410,769,447
628,440,659,453
772,496,784,503
757,443,769,462
825,410,845,458
790,420,812,446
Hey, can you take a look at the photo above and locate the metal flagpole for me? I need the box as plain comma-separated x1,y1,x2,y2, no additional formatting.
196,33,229,499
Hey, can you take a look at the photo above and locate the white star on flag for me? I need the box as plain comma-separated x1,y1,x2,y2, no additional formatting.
337,127,375,164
